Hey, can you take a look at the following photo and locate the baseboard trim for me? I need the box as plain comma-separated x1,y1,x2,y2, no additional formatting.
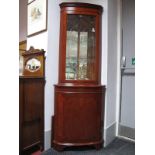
44,130,51,151
117,135,135,142
119,125,135,140
104,122,116,147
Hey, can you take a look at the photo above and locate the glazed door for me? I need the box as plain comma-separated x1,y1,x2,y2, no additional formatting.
66,14,96,81
119,0,135,139
59,9,102,84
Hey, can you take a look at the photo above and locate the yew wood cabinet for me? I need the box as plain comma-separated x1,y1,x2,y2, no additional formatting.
52,3,105,151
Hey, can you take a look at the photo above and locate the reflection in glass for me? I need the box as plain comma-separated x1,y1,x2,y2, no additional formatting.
19,56,23,75
66,31,78,79
65,15,96,80
25,58,41,72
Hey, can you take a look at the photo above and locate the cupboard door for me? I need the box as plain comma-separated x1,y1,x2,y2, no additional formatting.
64,93,102,142
54,86,104,144
58,3,102,84
21,79,44,150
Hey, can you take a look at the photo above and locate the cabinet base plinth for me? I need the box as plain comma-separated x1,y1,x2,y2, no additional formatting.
52,140,103,151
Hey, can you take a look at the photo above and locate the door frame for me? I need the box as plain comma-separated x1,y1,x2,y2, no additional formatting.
116,0,122,137
116,0,135,141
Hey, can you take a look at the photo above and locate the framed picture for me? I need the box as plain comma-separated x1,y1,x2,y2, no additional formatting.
27,0,47,37
28,0,34,4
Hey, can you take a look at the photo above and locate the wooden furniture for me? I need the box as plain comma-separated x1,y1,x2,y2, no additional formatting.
19,40,27,55
22,46,45,77
19,40,27,76
19,47,45,155
52,3,105,151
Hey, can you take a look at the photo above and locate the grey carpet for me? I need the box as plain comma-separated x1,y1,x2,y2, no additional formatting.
42,138,135,155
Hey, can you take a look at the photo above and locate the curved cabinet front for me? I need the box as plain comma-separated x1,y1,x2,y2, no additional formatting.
52,85,105,151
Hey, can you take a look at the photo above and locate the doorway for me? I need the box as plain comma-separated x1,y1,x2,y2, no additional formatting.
118,0,135,140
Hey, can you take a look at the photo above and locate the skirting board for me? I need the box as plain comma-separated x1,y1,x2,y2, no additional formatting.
119,125,135,140
104,122,116,147
44,130,51,151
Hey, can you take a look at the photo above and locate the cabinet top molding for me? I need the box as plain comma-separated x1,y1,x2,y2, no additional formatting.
22,46,45,57
60,2,103,13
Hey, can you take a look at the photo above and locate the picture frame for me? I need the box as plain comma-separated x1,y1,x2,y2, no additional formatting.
27,0,47,37
28,0,34,4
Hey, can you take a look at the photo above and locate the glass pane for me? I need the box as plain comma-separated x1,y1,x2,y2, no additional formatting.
65,14,96,80
66,31,78,79
25,58,41,72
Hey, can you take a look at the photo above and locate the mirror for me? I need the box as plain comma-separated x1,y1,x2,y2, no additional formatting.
25,58,41,72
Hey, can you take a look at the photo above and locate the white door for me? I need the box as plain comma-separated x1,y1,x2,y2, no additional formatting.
119,0,135,140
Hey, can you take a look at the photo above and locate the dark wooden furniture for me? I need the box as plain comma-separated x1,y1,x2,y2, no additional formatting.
22,46,45,77
19,47,45,155
52,2,105,151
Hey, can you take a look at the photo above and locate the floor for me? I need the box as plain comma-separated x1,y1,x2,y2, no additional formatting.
41,138,135,155
31,150,42,155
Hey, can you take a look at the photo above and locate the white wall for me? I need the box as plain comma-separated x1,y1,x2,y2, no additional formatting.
27,32,48,51
116,0,122,136
19,0,27,41
106,0,118,127
45,0,60,132
103,0,118,145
